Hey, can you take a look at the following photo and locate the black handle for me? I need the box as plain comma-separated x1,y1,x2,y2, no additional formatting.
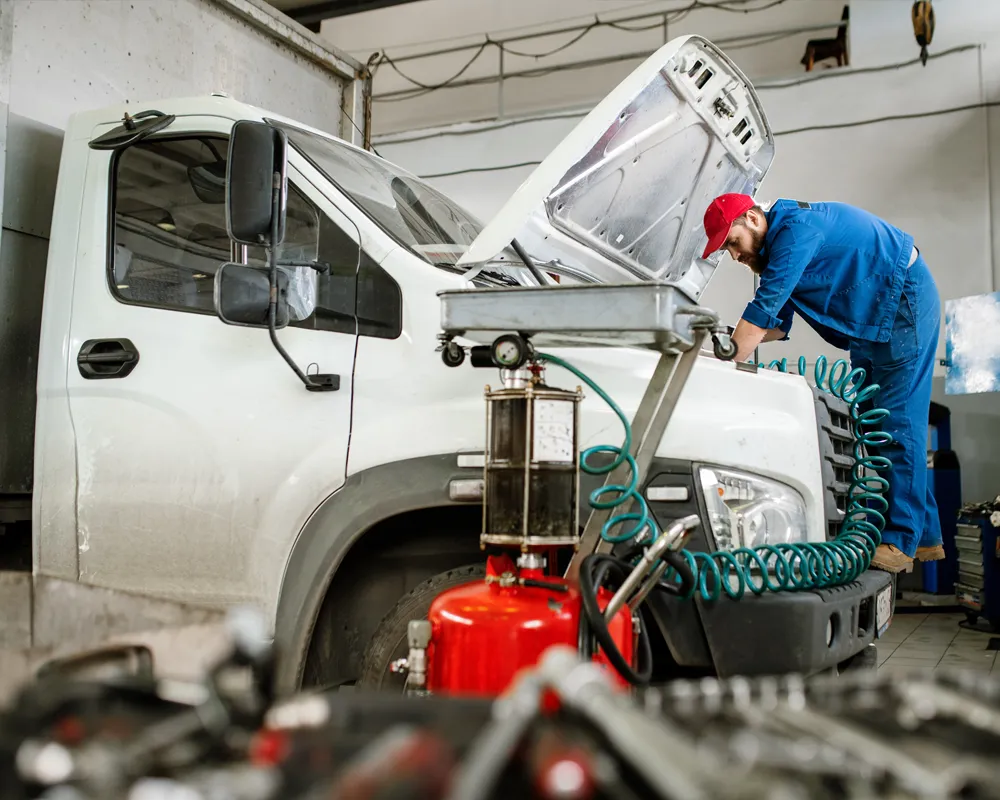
78,339,140,379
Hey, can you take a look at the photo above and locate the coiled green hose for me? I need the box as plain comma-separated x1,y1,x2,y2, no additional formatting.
536,352,893,603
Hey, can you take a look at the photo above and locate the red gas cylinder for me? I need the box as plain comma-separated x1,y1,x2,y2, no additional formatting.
425,555,634,696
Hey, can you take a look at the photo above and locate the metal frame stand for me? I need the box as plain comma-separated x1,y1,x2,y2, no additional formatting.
437,281,732,579
565,330,708,580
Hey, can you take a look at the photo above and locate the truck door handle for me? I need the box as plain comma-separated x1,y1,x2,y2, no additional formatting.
77,339,140,379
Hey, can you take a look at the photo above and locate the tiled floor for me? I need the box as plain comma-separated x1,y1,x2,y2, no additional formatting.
878,611,999,673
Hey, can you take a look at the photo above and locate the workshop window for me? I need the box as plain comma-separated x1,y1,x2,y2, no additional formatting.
110,133,400,338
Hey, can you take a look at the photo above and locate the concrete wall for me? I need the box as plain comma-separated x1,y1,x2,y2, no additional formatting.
371,0,1000,505
9,0,356,136
850,0,1000,296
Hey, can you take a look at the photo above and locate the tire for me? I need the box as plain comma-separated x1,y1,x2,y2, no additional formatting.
356,563,486,691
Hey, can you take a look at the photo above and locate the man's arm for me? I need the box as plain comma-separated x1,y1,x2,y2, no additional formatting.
731,301,794,362
737,224,822,361
731,319,785,362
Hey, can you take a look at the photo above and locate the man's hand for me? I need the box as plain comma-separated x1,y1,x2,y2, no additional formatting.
731,319,786,362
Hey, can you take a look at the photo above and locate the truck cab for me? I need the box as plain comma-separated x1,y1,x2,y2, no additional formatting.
15,35,891,693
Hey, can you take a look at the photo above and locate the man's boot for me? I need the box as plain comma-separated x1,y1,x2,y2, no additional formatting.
915,545,945,561
871,543,914,573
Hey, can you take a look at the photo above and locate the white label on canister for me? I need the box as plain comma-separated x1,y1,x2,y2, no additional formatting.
533,399,575,463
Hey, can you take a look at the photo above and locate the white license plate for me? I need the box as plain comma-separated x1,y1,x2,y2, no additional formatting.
876,584,893,637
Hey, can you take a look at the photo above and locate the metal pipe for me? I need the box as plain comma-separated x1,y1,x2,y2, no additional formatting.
603,515,699,621
537,648,711,800
567,329,707,581
567,350,675,580
442,673,545,800
497,44,504,119
753,272,760,365
626,517,699,612
978,45,998,293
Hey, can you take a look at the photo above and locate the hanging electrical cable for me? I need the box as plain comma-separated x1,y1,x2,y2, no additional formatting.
376,42,492,103
370,0,804,102
496,23,600,59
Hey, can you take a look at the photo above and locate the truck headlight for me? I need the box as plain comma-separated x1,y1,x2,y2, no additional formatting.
697,467,807,551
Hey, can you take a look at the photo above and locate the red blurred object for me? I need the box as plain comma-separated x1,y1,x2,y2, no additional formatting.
53,716,85,746
249,728,289,767
327,727,454,800
426,554,634,696
530,728,596,800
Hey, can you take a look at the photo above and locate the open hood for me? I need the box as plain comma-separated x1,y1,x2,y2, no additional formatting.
458,35,775,299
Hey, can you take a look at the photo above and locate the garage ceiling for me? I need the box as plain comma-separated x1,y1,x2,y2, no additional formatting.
267,0,426,30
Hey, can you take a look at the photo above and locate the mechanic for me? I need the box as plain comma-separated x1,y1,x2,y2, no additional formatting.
701,193,944,574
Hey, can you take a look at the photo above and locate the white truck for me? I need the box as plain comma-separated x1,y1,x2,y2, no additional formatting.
1,32,892,694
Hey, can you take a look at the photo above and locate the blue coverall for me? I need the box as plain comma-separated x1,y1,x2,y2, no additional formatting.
741,199,943,557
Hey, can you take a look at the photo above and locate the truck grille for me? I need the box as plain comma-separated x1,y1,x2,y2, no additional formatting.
813,389,855,541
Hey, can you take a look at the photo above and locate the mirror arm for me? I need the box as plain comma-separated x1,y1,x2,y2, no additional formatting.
275,259,331,276
266,175,339,393
267,299,314,385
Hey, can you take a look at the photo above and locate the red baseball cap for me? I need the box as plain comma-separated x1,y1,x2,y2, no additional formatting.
702,193,756,259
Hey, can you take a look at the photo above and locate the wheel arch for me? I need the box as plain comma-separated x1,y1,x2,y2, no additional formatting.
272,453,483,694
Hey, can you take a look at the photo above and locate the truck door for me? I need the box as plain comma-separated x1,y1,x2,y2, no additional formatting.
65,117,375,607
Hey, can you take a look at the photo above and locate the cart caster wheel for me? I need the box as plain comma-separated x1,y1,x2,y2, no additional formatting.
712,335,737,361
441,341,465,368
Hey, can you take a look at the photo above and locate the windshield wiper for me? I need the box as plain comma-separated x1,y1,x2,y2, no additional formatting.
434,263,521,287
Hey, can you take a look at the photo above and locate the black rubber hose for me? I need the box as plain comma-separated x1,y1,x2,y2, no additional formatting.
614,543,697,599
656,550,697,598
510,238,548,285
577,557,617,661
578,554,653,686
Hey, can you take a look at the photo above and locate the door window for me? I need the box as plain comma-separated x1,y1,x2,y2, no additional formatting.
109,133,401,338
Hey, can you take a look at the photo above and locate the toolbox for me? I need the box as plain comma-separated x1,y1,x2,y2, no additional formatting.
955,513,1000,630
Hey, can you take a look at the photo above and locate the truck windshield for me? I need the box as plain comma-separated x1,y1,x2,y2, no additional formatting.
270,120,540,287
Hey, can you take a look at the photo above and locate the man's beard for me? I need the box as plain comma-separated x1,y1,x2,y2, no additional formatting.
742,228,766,274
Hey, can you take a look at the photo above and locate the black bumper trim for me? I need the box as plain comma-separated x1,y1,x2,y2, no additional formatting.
648,569,895,677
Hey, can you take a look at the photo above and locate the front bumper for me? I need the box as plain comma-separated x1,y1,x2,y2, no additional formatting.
646,569,895,677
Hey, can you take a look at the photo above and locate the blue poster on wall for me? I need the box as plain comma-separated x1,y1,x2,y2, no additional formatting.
945,291,1000,395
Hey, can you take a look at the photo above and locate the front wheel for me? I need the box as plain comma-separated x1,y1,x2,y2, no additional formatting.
356,564,486,691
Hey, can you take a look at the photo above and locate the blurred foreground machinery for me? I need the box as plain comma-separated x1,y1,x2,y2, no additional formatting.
1,624,999,800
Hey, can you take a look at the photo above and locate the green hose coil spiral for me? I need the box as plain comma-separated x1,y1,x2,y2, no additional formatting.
536,352,893,603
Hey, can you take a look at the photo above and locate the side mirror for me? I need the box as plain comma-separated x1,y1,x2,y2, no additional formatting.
214,262,290,329
226,120,287,247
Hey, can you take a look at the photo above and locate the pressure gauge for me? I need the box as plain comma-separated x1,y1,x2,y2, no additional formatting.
490,334,529,370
